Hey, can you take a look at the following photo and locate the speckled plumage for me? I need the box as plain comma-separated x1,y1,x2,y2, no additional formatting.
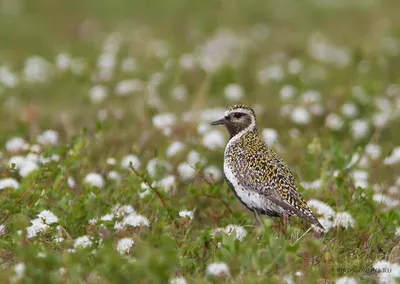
211,104,323,229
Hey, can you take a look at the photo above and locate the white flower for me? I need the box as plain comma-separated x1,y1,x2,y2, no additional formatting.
121,154,141,170
395,227,400,237
16,159,39,177
365,144,381,160
152,113,177,130
224,83,244,101
146,159,171,178
279,85,296,100
352,170,368,188
341,103,359,118
14,263,26,281
107,158,117,165
37,130,58,145
178,163,196,181
336,277,358,284
373,194,399,209
166,141,185,158
38,210,58,225
0,224,6,236
107,171,121,182
100,214,114,222
170,276,187,284
301,179,323,190
117,238,135,255
291,107,310,125
302,90,321,104
56,53,71,70
203,130,226,150
206,262,231,277
0,65,19,88
171,85,187,101
84,173,104,189
115,214,150,230
307,199,335,219
187,151,206,167
5,137,26,152
112,204,136,218
325,113,344,131
215,225,247,242
262,128,278,146
0,178,19,190
288,59,303,74
27,218,47,238
180,53,196,70
74,236,93,248
121,57,138,72
204,166,223,182
308,33,350,67
333,212,355,229
156,175,176,193
67,177,76,188
139,183,151,198
89,85,107,104
24,56,52,83
383,147,400,165
373,261,400,284
351,119,369,140
179,210,194,220
115,79,143,96
258,64,285,83
88,219,98,225
373,112,391,128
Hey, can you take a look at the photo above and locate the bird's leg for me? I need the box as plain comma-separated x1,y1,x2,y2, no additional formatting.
253,210,264,240
281,211,290,236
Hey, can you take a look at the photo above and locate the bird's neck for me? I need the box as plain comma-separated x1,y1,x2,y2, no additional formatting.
228,123,258,140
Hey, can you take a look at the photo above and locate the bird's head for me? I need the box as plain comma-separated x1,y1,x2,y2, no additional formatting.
210,104,257,138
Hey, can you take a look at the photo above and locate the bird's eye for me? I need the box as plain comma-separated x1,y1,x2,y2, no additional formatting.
233,113,244,119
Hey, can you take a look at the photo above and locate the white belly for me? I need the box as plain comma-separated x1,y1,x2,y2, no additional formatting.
223,161,285,215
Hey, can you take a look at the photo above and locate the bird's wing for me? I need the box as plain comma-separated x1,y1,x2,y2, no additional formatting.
261,164,324,229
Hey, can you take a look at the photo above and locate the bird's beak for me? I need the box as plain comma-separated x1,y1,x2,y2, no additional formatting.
210,117,227,126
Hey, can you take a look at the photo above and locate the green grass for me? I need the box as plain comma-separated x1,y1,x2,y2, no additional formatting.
0,0,400,283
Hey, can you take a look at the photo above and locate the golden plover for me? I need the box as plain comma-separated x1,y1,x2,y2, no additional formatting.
211,104,324,229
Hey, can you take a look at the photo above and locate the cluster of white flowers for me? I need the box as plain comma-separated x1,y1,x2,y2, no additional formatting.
116,238,135,255
27,210,58,238
179,210,194,220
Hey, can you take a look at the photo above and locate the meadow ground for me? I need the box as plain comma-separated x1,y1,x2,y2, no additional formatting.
0,0,400,283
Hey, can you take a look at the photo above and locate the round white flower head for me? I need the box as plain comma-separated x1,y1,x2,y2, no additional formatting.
333,211,355,229
206,262,231,277
177,163,196,181
121,154,141,170
117,237,135,255
74,236,93,249
179,210,194,220
351,119,369,140
291,107,311,125
203,129,226,150
0,178,20,190
325,113,344,131
383,147,400,165
115,79,143,96
279,85,296,101
84,173,104,189
307,199,336,219
38,210,58,225
156,175,176,193
204,166,223,182
224,83,244,101
6,137,27,153
37,130,59,145
166,141,185,158
89,85,107,104
170,276,187,284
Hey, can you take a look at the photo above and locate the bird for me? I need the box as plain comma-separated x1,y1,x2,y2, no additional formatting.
210,104,324,230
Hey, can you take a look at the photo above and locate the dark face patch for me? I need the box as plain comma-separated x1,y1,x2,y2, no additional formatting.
224,112,253,138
